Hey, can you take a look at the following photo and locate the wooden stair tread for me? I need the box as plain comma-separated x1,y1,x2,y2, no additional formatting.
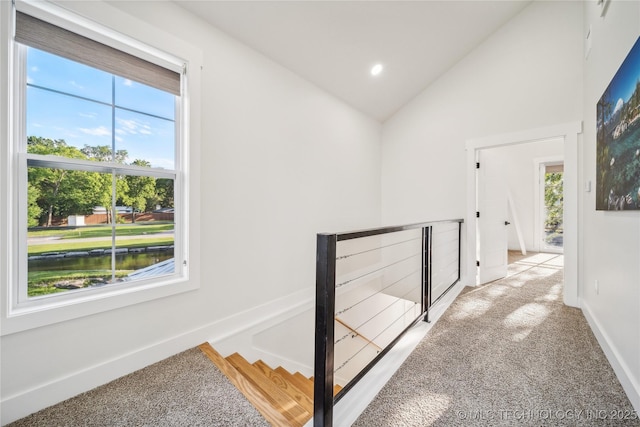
227,353,311,427
197,343,291,426
254,360,314,414
290,371,315,399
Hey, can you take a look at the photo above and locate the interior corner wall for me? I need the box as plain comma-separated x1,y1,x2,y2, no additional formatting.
380,0,583,226
581,0,640,410
0,1,381,424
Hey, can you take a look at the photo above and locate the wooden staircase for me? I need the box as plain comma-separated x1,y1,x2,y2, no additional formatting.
198,342,342,427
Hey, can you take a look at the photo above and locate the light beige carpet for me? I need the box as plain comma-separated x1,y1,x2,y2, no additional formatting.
353,252,639,426
7,347,269,427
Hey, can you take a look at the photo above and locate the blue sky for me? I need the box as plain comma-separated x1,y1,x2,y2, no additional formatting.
605,36,640,116
26,48,176,169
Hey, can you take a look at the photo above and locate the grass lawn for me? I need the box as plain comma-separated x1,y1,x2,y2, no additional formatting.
28,223,174,239
28,270,132,297
28,236,174,255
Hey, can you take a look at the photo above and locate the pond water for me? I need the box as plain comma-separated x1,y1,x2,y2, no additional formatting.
29,250,174,272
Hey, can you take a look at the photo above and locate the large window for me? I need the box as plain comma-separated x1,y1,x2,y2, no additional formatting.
8,7,188,316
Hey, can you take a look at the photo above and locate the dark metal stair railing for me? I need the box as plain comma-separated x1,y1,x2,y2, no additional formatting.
313,219,463,427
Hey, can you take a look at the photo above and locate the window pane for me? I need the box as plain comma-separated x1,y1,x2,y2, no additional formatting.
27,167,118,298
544,172,563,249
27,86,113,159
115,76,175,120
115,225,175,282
27,47,112,104
114,174,175,280
20,26,180,306
115,108,175,169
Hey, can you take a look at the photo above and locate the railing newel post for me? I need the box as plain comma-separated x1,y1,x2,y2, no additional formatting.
314,233,336,427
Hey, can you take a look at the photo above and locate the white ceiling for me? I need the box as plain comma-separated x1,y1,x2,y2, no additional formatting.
175,1,531,122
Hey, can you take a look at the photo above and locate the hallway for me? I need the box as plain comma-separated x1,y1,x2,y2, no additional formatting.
353,252,638,426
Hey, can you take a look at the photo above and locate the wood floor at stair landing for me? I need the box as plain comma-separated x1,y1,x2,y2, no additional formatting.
198,342,345,426
253,360,315,415
226,352,311,427
198,343,292,426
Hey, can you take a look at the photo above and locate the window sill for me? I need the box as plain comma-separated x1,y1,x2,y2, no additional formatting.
2,273,196,335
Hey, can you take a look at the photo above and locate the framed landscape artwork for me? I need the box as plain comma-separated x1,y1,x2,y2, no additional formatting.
596,36,640,210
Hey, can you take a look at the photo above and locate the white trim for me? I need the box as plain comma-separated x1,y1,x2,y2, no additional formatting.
582,301,640,412
25,154,177,178
465,121,582,307
0,287,314,425
210,288,315,350
1,0,196,335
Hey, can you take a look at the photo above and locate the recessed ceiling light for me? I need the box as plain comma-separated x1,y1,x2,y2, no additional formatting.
371,63,383,76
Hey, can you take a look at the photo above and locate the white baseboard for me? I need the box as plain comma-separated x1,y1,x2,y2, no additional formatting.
582,301,640,412
1,287,314,425
1,326,208,425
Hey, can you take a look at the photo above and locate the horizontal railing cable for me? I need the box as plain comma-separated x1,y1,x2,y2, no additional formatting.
335,236,421,260
335,268,420,317
336,253,419,289
334,302,420,373
334,283,422,345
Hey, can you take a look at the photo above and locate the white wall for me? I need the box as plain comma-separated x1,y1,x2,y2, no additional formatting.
482,139,564,252
380,1,583,226
580,0,640,410
0,1,381,424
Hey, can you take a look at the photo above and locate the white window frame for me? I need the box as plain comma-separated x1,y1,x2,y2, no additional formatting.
1,0,195,335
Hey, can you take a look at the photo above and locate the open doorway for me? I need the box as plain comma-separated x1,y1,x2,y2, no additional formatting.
476,139,563,285
465,122,581,307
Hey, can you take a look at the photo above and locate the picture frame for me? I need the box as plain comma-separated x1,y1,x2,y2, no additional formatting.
596,36,640,210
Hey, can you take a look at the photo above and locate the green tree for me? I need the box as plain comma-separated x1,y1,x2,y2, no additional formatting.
81,145,129,223
81,145,128,163
27,182,42,227
121,159,156,223
147,178,174,211
27,137,90,226
544,172,563,231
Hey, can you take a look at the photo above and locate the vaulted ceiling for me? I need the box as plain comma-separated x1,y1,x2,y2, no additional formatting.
175,1,532,122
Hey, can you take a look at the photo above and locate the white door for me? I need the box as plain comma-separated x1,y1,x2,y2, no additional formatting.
477,150,508,284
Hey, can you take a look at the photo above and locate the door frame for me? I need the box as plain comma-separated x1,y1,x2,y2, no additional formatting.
465,121,581,308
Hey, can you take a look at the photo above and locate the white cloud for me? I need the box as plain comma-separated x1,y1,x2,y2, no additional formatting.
117,118,139,134
614,98,624,114
26,76,34,85
79,112,98,119
79,126,111,136
30,66,39,72
69,80,84,90
123,79,134,87
116,118,154,136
